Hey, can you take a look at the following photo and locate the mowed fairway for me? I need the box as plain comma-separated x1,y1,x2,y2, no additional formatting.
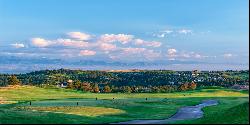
0,86,249,124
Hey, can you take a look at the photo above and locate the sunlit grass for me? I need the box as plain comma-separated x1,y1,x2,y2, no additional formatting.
14,106,126,117
0,85,248,101
172,97,249,124
0,85,248,124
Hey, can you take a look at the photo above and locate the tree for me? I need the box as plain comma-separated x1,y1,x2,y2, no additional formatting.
104,85,112,93
82,82,92,92
122,86,132,93
8,75,21,85
178,83,189,91
66,81,74,89
93,83,100,93
74,80,82,90
189,81,197,90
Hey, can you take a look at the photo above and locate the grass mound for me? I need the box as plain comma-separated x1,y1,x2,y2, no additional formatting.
201,101,249,124
217,102,249,124
173,98,249,124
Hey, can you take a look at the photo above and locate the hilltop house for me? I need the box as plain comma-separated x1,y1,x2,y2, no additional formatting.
57,79,73,88
192,70,199,77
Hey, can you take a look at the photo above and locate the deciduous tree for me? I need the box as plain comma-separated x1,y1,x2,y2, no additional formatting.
104,85,111,93
8,75,21,85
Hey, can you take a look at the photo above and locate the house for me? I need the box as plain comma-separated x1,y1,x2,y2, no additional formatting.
231,84,249,90
192,70,199,77
57,79,73,88
59,82,68,88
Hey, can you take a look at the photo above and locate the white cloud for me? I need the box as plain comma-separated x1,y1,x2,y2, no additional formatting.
153,29,194,38
178,29,193,34
67,32,91,41
194,53,202,58
134,39,144,45
181,53,191,58
146,41,162,47
99,34,134,44
79,50,96,56
31,38,51,47
185,52,202,58
167,49,178,60
28,32,166,61
31,38,92,48
223,53,233,58
162,30,173,34
166,49,209,60
153,33,166,38
10,43,25,48
109,55,119,60
99,43,116,51
178,51,214,59
167,48,177,55
122,47,146,54
155,30,174,38
134,39,161,47
168,58,176,61
109,48,161,61
144,50,161,60
56,38,90,48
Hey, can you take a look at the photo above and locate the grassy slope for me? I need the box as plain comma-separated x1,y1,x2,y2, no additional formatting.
173,98,249,124
0,85,249,124
0,85,248,101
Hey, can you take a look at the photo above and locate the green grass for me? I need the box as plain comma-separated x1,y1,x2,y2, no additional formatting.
0,85,249,124
0,97,206,124
0,85,248,101
14,106,126,117
172,97,249,124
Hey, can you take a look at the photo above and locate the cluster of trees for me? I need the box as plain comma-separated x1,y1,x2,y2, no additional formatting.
0,69,248,93
66,81,97,93
55,78,194,93
0,75,21,86
178,81,197,91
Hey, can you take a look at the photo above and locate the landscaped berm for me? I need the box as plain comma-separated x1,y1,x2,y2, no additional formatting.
0,85,249,124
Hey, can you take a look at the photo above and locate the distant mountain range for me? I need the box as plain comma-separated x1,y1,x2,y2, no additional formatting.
0,56,248,74
0,56,204,66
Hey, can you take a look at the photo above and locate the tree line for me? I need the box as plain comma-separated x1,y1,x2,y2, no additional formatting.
0,69,248,93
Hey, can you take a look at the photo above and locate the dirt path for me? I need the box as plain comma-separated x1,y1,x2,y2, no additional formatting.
113,100,218,124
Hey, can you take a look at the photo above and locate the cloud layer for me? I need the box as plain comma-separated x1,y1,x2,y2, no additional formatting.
67,32,92,41
5,31,223,62
11,43,25,48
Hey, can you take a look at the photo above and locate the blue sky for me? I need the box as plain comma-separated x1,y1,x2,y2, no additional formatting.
0,0,249,71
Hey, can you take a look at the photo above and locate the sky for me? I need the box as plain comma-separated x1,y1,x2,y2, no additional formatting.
0,0,249,72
